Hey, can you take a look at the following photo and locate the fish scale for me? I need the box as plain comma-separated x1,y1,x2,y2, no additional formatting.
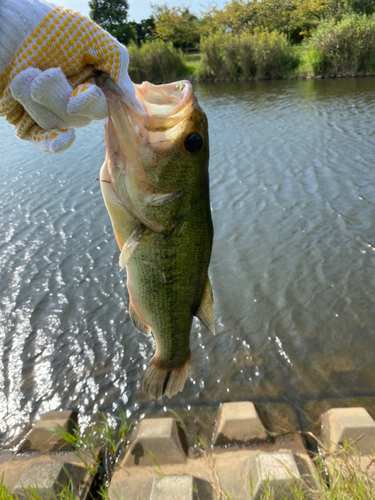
128,189,212,367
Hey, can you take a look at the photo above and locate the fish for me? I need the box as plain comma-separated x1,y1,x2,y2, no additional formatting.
96,74,214,400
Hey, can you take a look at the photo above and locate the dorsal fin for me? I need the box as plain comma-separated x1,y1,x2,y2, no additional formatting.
196,277,215,335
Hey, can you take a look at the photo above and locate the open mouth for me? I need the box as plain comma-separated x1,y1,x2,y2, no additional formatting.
134,81,193,118
96,75,194,144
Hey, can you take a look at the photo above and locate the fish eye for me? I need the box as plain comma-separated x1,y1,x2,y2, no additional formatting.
184,133,203,154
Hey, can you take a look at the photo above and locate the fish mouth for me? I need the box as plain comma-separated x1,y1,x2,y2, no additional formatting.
134,80,193,123
96,75,196,145
136,81,196,146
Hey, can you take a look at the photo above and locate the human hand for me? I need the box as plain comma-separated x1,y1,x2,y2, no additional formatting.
0,4,142,153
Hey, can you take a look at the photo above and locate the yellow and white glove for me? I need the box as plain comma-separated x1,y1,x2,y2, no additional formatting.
0,0,142,153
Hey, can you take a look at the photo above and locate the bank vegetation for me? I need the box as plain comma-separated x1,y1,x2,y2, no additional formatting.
88,0,372,83
125,14,375,83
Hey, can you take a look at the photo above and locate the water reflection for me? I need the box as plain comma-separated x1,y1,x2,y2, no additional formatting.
1,78,375,447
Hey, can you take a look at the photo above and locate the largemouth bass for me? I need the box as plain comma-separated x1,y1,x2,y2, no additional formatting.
97,75,214,399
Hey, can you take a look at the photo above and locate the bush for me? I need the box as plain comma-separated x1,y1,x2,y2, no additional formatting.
252,28,299,79
199,29,299,80
299,48,324,77
308,15,375,75
128,39,185,84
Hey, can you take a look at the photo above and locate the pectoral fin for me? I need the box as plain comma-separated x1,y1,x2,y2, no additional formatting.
196,277,215,335
100,161,138,250
119,224,146,271
129,300,151,337
146,191,182,207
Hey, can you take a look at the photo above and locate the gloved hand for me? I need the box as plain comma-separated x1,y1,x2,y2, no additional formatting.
0,0,142,153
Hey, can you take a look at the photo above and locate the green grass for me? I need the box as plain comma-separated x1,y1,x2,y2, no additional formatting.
0,411,130,500
2,416,375,499
207,439,375,500
180,57,202,79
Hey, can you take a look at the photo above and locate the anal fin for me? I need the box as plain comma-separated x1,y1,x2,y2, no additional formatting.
129,300,151,337
196,277,215,335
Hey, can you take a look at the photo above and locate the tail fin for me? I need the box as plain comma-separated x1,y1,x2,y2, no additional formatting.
142,354,190,400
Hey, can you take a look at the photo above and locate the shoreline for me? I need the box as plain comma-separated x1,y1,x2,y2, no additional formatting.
1,400,375,499
187,71,375,84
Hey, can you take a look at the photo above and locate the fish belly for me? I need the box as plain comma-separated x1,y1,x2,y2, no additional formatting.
127,197,213,399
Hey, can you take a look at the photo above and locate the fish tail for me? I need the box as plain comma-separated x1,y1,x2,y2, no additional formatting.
142,353,190,400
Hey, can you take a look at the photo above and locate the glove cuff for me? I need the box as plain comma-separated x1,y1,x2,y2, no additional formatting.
0,0,54,70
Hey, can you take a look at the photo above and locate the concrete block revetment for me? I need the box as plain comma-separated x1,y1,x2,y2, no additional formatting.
214,402,267,445
122,418,187,466
244,451,303,499
150,475,212,500
17,410,78,454
321,407,375,455
11,462,87,499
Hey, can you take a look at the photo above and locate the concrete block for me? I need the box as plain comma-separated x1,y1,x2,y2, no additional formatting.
214,449,255,499
0,451,14,464
256,403,299,434
244,451,303,499
214,402,267,445
321,407,375,455
122,418,187,466
150,475,212,500
18,410,78,454
11,462,87,499
108,474,153,500
303,397,375,436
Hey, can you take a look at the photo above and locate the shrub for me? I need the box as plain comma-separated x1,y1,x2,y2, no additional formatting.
308,15,375,75
199,29,299,80
199,33,232,79
128,39,185,84
299,48,324,77
251,28,299,79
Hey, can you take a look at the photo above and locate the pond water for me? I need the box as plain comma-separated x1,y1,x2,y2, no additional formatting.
1,77,375,448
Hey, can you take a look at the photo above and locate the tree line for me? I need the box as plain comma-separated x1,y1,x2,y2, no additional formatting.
88,0,375,50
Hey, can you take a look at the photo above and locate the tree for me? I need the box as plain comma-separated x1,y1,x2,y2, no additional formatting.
350,0,375,15
89,0,136,44
152,4,201,51
201,0,261,35
129,17,156,45
258,0,299,36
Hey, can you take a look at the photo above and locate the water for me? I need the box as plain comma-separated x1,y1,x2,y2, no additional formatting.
1,77,375,448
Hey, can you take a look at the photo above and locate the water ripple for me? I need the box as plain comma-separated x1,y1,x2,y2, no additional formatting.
2,79,375,446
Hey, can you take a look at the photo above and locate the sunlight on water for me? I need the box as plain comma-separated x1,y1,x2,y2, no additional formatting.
1,78,375,447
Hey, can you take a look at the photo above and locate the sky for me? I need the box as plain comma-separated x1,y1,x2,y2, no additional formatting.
55,0,227,23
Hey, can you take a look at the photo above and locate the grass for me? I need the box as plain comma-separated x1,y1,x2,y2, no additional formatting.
298,49,325,78
1,415,375,499
0,472,79,500
206,437,375,500
45,408,131,482
180,59,201,79
0,410,131,500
